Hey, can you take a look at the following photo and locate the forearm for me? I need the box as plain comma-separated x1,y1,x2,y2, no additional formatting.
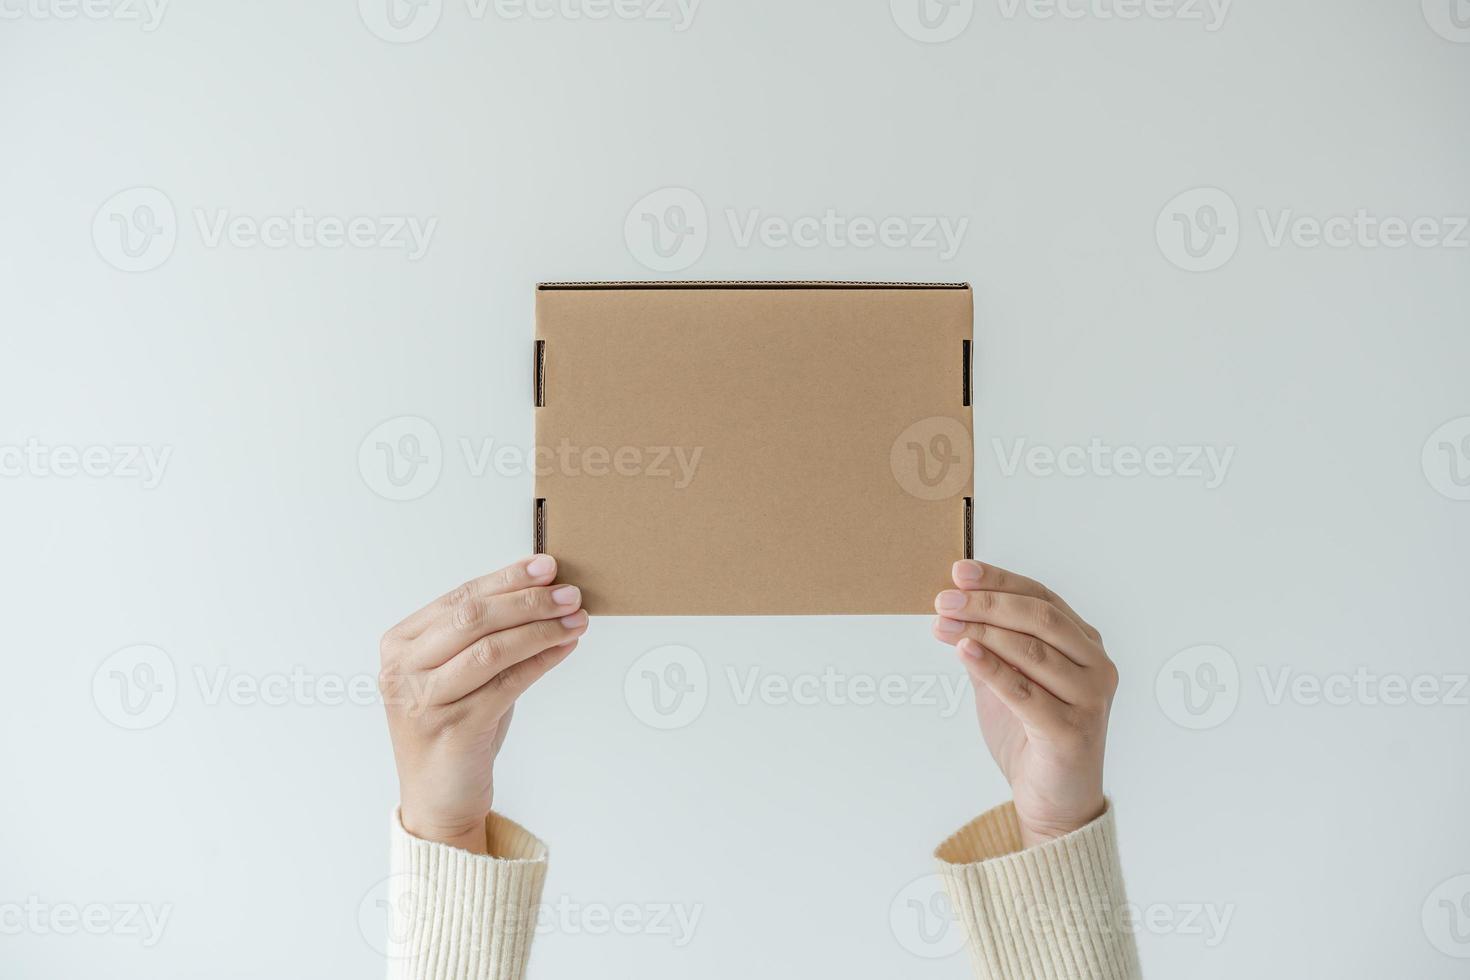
937,802,1141,980
385,810,548,980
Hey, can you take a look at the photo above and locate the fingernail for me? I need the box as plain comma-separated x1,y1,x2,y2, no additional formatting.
958,637,983,660
551,585,580,607
560,610,588,629
953,560,983,587
527,555,555,578
933,617,964,636
936,590,967,612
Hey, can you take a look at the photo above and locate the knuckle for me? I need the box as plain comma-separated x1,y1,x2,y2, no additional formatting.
451,598,482,631
1010,674,1032,701
378,631,400,663
1037,602,1067,633
973,590,995,613
377,666,403,700
492,565,517,591
486,661,520,695
518,588,543,612
1099,659,1120,694
1022,638,1048,666
471,634,506,672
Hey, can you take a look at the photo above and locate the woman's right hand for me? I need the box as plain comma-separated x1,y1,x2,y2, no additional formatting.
378,554,588,854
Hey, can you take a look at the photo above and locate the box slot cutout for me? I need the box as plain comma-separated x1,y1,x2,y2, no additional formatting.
534,340,546,408
961,339,971,407
534,498,546,554
963,496,974,560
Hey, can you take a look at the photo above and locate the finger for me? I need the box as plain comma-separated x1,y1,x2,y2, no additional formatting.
935,589,1106,666
389,555,560,641
453,639,579,716
956,637,1069,732
430,610,589,703
410,583,583,668
932,618,1090,703
951,560,1098,640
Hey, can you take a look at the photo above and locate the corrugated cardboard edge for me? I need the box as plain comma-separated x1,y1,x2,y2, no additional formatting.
538,280,970,290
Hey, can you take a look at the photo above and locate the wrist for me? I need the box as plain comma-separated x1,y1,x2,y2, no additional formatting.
400,807,491,855
1017,798,1106,849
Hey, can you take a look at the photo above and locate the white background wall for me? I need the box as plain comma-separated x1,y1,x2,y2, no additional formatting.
3,1,1469,977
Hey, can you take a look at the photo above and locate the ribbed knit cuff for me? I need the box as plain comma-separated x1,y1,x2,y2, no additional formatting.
386,809,548,980
935,802,1141,980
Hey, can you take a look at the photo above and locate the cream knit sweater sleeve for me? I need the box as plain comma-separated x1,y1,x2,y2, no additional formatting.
386,810,548,980
935,802,1142,980
384,803,1138,979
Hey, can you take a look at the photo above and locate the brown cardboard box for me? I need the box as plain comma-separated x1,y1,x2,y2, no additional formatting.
533,282,973,615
